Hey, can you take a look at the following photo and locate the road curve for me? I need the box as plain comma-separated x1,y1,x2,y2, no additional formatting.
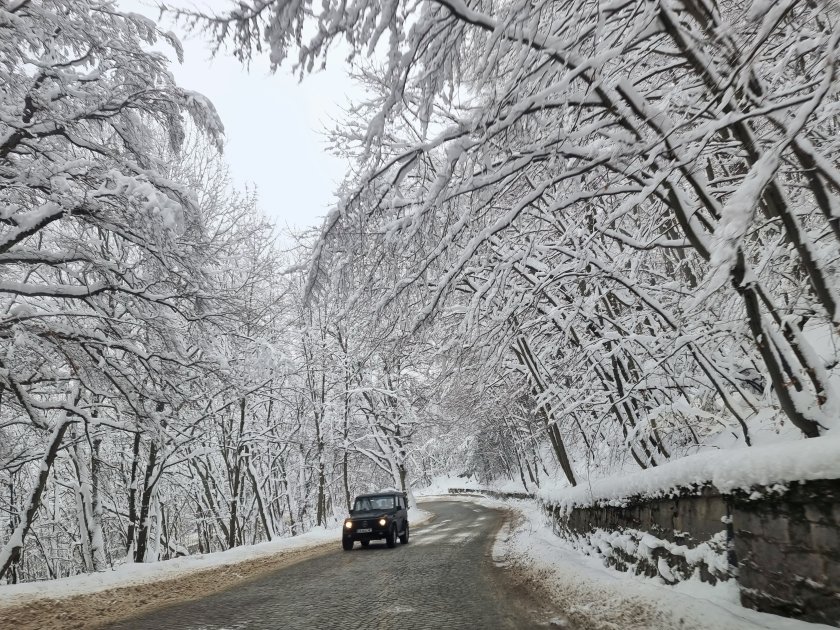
110,499,559,629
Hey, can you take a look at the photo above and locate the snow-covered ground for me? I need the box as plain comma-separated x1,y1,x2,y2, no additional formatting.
420,437,840,629
0,527,338,609
415,474,529,497
438,494,830,630
0,506,433,610
416,436,840,514
0,489,827,629
539,434,840,511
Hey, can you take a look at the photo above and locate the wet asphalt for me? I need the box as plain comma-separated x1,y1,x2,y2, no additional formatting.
109,500,559,630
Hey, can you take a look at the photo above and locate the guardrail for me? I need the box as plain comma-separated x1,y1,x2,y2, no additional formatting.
447,488,535,501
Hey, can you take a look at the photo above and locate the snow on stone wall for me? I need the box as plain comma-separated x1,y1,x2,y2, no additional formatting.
538,435,840,514
545,487,733,587
541,472,840,626
446,439,840,625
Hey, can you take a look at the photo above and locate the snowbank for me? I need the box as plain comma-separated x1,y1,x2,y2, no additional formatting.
414,474,484,496
414,474,532,497
0,526,340,607
470,495,832,630
540,435,840,511
0,506,435,609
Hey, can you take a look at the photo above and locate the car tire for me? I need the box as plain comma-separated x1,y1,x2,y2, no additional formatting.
360,540,370,548
386,525,397,548
399,522,409,545
342,539,353,551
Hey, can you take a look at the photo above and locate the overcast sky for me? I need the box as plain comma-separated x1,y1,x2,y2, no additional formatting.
121,0,356,232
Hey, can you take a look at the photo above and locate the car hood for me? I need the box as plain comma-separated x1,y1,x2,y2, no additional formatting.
349,510,391,519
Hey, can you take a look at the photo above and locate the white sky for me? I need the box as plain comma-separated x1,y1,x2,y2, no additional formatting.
121,0,356,232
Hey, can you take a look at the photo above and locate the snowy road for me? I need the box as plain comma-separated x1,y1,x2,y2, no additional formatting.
110,500,559,629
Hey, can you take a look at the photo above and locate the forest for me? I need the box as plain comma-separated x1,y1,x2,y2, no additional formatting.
1,0,838,584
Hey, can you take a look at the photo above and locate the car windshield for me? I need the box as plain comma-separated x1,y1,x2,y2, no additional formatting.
353,495,395,511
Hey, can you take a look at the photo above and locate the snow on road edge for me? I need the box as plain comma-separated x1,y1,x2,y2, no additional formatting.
448,494,829,630
0,527,338,608
0,508,433,609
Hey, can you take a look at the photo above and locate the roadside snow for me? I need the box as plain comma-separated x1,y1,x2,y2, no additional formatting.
540,434,840,511
0,526,339,608
415,474,484,496
415,474,529,497
0,507,433,609
445,494,830,630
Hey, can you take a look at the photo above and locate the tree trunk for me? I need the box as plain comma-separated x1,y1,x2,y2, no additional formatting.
227,398,248,549
88,434,106,570
245,446,274,541
513,337,577,486
125,430,141,555
0,420,69,581
134,441,158,563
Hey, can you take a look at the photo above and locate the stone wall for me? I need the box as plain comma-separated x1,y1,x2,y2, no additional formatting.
541,479,840,627
546,486,733,586
732,479,840,625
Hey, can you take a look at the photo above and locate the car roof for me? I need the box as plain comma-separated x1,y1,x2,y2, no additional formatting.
354,492,406,499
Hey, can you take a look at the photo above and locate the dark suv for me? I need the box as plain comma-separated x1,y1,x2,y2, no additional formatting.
342,492,409,550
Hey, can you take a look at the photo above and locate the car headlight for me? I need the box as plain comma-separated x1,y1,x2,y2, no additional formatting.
345,520,353,529
378,517,387,526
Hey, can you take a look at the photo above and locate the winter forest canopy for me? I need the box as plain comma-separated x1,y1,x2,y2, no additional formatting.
1,0,839,584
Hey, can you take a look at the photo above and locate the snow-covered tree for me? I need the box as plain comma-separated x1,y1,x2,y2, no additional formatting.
195,0,840,483
0,0,225,579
